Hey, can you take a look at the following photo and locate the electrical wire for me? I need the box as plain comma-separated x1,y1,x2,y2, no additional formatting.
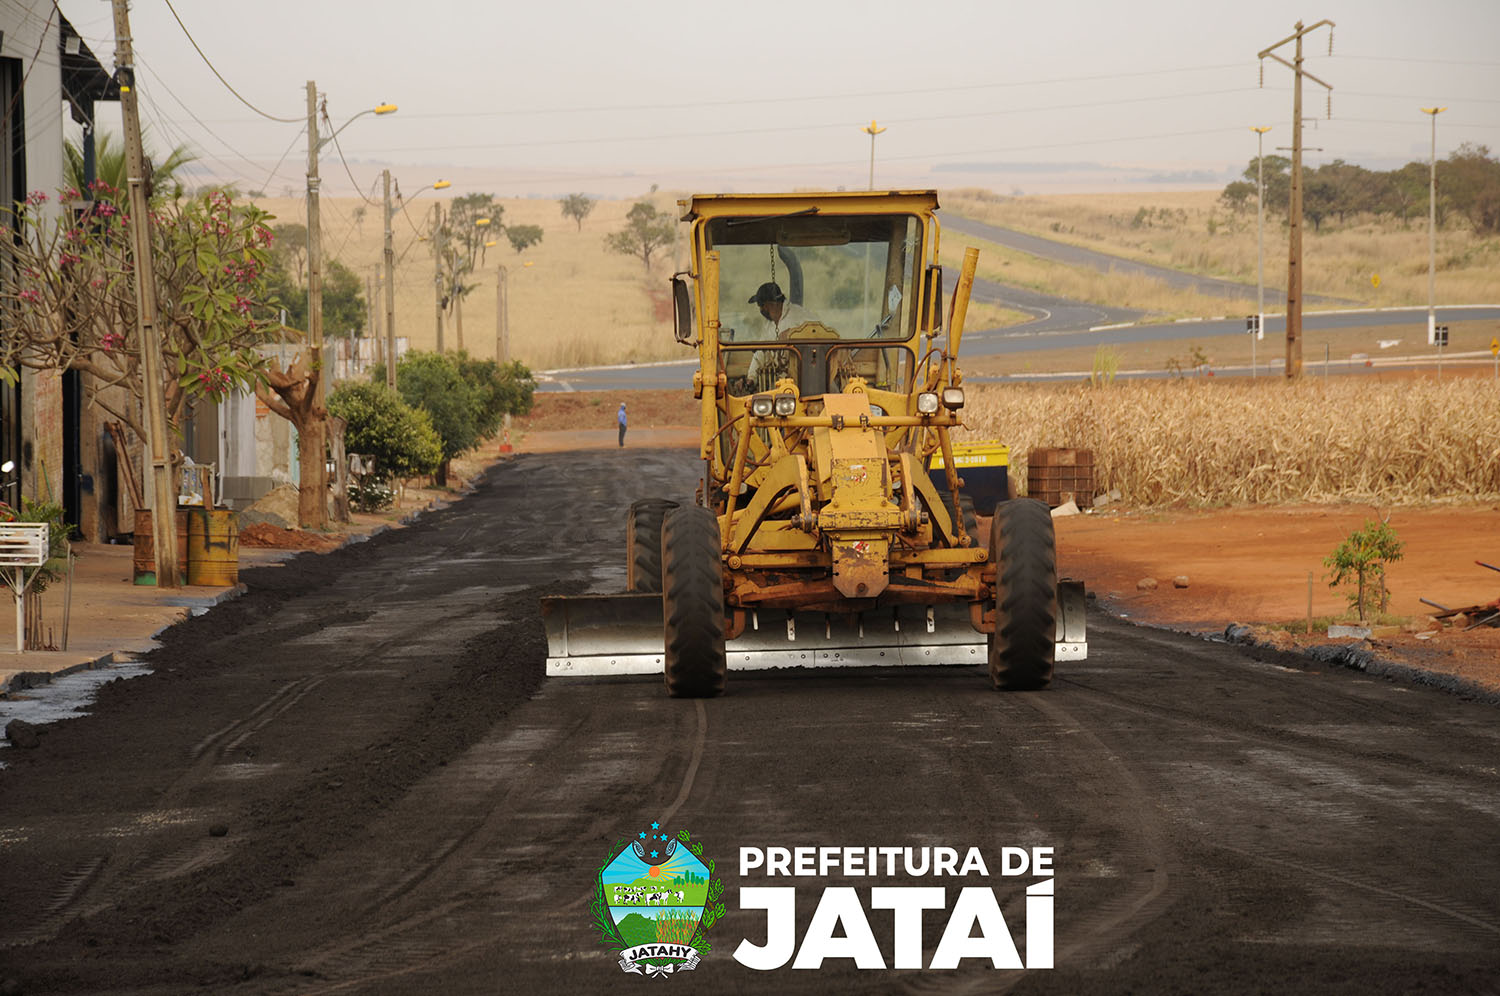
161,0,301,123
320,102,378,208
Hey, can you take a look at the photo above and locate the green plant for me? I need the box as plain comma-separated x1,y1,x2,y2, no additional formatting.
0,496,75,593
347,478,395,512
1324,518,1404,622
327,381,443,479
1089,346,1119,387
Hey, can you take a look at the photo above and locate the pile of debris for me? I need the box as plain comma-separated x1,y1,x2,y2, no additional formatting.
1421,560,1500,632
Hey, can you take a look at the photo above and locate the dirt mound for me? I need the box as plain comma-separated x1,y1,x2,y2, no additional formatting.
239,522,343,551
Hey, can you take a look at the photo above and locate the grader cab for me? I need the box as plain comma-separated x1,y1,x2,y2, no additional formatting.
543,190,1085,696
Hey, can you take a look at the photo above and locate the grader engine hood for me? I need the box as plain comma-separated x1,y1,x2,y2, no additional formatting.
811,394,904,599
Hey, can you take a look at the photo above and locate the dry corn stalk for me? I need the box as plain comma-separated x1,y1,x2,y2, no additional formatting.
959,379,1500,506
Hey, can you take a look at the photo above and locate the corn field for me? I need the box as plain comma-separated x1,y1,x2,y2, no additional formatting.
960,378,1500,506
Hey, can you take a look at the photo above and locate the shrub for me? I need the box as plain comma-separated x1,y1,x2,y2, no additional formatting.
1324,518,1404,622
327,381,443,479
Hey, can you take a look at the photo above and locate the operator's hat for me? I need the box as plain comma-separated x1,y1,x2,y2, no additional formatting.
748,282,786,305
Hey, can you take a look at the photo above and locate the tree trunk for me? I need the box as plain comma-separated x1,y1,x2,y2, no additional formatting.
256,351,327,530
329,415,350,524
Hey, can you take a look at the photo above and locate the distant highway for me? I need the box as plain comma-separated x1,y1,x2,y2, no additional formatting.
537,305,1500,392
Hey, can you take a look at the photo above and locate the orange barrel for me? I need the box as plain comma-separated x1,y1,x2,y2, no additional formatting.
186,508,239,586
132,508,189,585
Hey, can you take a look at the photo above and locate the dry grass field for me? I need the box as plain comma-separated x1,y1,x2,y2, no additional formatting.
959,377,1500,506
252,192,691,372
945,188,1500,313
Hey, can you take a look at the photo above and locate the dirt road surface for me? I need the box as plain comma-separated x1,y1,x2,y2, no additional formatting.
1,448,1497,994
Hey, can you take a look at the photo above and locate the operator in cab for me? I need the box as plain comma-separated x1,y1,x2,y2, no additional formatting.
745,281,821,383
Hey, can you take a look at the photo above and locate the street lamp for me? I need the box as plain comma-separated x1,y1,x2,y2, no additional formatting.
863,120,886,190
1251,125,1271,378
382,177,448,384
306,82,395,528
1422,106,1446,346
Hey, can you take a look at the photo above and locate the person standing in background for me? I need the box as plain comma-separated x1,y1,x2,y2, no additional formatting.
617,402,628,447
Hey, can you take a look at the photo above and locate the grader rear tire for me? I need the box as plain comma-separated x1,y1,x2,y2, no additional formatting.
987,497,1058,690
626,499,677,593
662,506,727,698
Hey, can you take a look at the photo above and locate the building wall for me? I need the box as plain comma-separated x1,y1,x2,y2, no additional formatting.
4,4,65,510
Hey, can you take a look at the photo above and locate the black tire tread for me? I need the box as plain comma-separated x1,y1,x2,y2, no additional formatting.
662,506,727,697
626,499,677,593
988,497,1058,690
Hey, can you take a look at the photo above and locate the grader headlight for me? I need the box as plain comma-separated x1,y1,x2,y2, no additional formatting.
941,387,966,410
916,392,941,415
750,394,775,418
773,393,797,417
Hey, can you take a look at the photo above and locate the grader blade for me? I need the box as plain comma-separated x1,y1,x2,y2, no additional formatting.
542,589,1087,677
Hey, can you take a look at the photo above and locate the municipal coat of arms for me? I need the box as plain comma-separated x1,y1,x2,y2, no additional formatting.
591,823,723,977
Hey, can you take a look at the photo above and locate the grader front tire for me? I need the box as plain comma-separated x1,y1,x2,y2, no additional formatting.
988,498,1058,691
626,499,677,593
662,506,727,698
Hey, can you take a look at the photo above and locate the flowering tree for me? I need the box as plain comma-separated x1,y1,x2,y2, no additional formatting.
0,184,289,458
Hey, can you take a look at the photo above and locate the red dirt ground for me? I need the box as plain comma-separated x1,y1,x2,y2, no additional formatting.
239,522,344,551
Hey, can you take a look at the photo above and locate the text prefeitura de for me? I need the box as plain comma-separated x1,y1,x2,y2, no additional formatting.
740,846,1053,878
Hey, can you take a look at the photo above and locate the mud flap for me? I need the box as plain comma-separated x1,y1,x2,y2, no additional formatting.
1056,579,1088,662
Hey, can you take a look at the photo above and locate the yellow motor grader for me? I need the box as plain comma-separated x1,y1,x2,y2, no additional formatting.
543,190,1085,696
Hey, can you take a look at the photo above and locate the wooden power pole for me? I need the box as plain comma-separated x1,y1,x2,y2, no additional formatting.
433,203,446,353
111,0,178,587
383,170,397,390
302,80,328,528
1259,19,1334,380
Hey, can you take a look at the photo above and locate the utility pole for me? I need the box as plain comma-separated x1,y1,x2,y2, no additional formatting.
1259,19,1334,380
383,170,397,390
301,81,328,529
1422,106,1446,346
432,202,446,353
1252,125,1271,378
501,267,513,367
111,0,178,587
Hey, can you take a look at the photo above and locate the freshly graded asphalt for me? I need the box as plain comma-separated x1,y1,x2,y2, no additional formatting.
0,447,1496,994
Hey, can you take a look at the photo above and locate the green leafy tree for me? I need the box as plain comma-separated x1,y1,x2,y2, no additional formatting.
1324,518,1404,622
506,223,544,255
437,192,503,315
1442,142,1500,235
327,381,443,479
453,353,536,437
605,200,675,270
262,253,366,337
390,351,482,485
559,193,595,231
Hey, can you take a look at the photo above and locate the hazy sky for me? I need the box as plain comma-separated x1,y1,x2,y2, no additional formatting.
53,0,1500,198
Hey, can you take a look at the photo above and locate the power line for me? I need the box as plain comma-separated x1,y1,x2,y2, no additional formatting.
320,102,378,208
161,0,301,123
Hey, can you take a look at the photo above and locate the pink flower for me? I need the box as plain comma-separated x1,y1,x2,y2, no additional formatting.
17,289,40,303
25,190,47,205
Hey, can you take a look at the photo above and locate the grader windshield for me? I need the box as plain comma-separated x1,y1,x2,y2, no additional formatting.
708,213,922,396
